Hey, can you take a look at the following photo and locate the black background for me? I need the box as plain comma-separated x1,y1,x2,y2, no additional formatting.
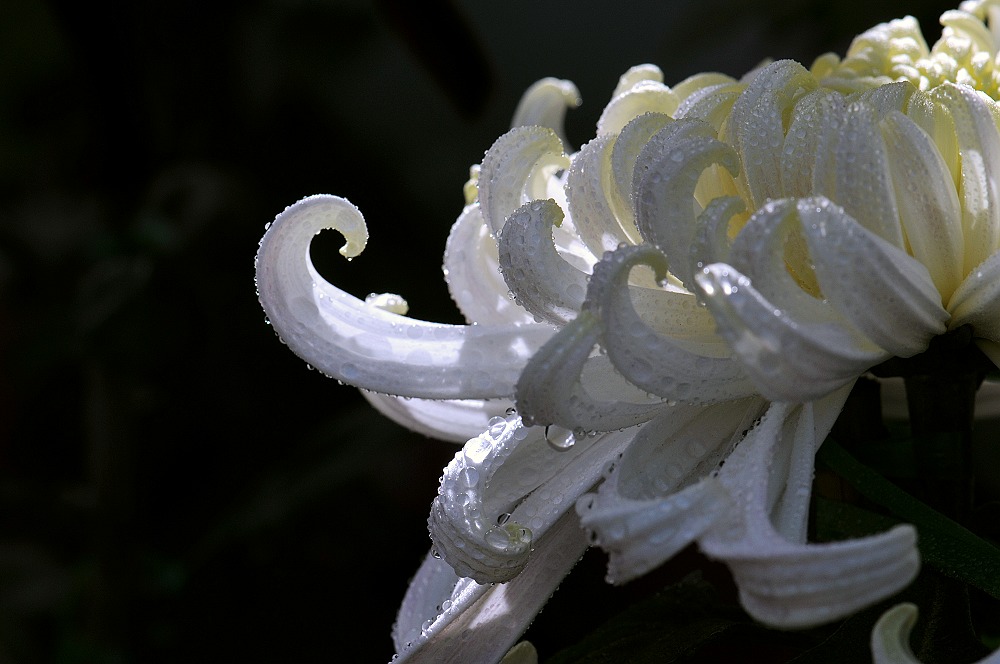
0,1,961,662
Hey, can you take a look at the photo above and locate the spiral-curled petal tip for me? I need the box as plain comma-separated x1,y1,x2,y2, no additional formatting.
256,194,556,400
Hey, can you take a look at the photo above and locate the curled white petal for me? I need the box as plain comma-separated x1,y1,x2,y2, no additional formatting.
695,264,886,402
428,415,537,583
871,603,1000,664
799,197,949,357
393,512,589,664
428,414,632,583
633,118,740,290
780,89,845,199
729,60,817,207
515,312,665,431
880,109,965,299
597,79,679,136
728,199,830,318
582,478,732,584
607,112,673,242
673,72,739,106
361,392,514,444
673,79,745,132
577,398,767,583
498,199,588,325
871,604,921,664
931,83,1000,273
566,135,634,255
444,203,533,325
611,64,664,98
700,394,920,629
949,248,1000,339
510,77,581,148
690,196,743,269
585,244,755,403
812,100,905,247
256,194,555,399
479,127,570,238
854,80,914,117
723,525,919,628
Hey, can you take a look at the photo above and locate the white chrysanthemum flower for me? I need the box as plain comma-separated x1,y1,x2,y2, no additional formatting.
255,4,1000,663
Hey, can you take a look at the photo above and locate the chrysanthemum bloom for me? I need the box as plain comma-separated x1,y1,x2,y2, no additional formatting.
256,2,1000,662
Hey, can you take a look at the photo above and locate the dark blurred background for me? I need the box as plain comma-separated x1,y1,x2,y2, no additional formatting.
0,1,961,662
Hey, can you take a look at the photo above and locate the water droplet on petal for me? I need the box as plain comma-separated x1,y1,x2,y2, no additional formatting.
487,416,507,439
545,425,576,451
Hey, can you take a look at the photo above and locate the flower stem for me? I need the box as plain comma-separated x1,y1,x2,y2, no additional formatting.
873,325,991,523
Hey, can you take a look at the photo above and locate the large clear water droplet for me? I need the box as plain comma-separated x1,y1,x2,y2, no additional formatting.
487,416,507,439
545,425,576,451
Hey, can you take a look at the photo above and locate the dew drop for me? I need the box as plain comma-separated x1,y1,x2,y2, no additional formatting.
460,467,480,487
497,512,511,525
487,416,507,439
545,425,576,451
464,436,492,464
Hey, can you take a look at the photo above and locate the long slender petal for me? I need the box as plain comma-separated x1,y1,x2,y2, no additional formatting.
444,203,533,325
393,512,589,664
779,89,845,199
361,391,514,444
931,83,1000,273
256,194,555,399
700,392,920,628
880,109,965,299
479,127,570,238
633,118,740,290
515,312,664,431
597,79,679,136
429,414,636,584
586,244,755,402
577,397,767,582
566,135,633,255
812,100,905,247
497,199,588,325
695,264,887,402
728,60,817,207
798,197,948,357
948,247,1000,339
607,112,673,243
510,77,581,148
